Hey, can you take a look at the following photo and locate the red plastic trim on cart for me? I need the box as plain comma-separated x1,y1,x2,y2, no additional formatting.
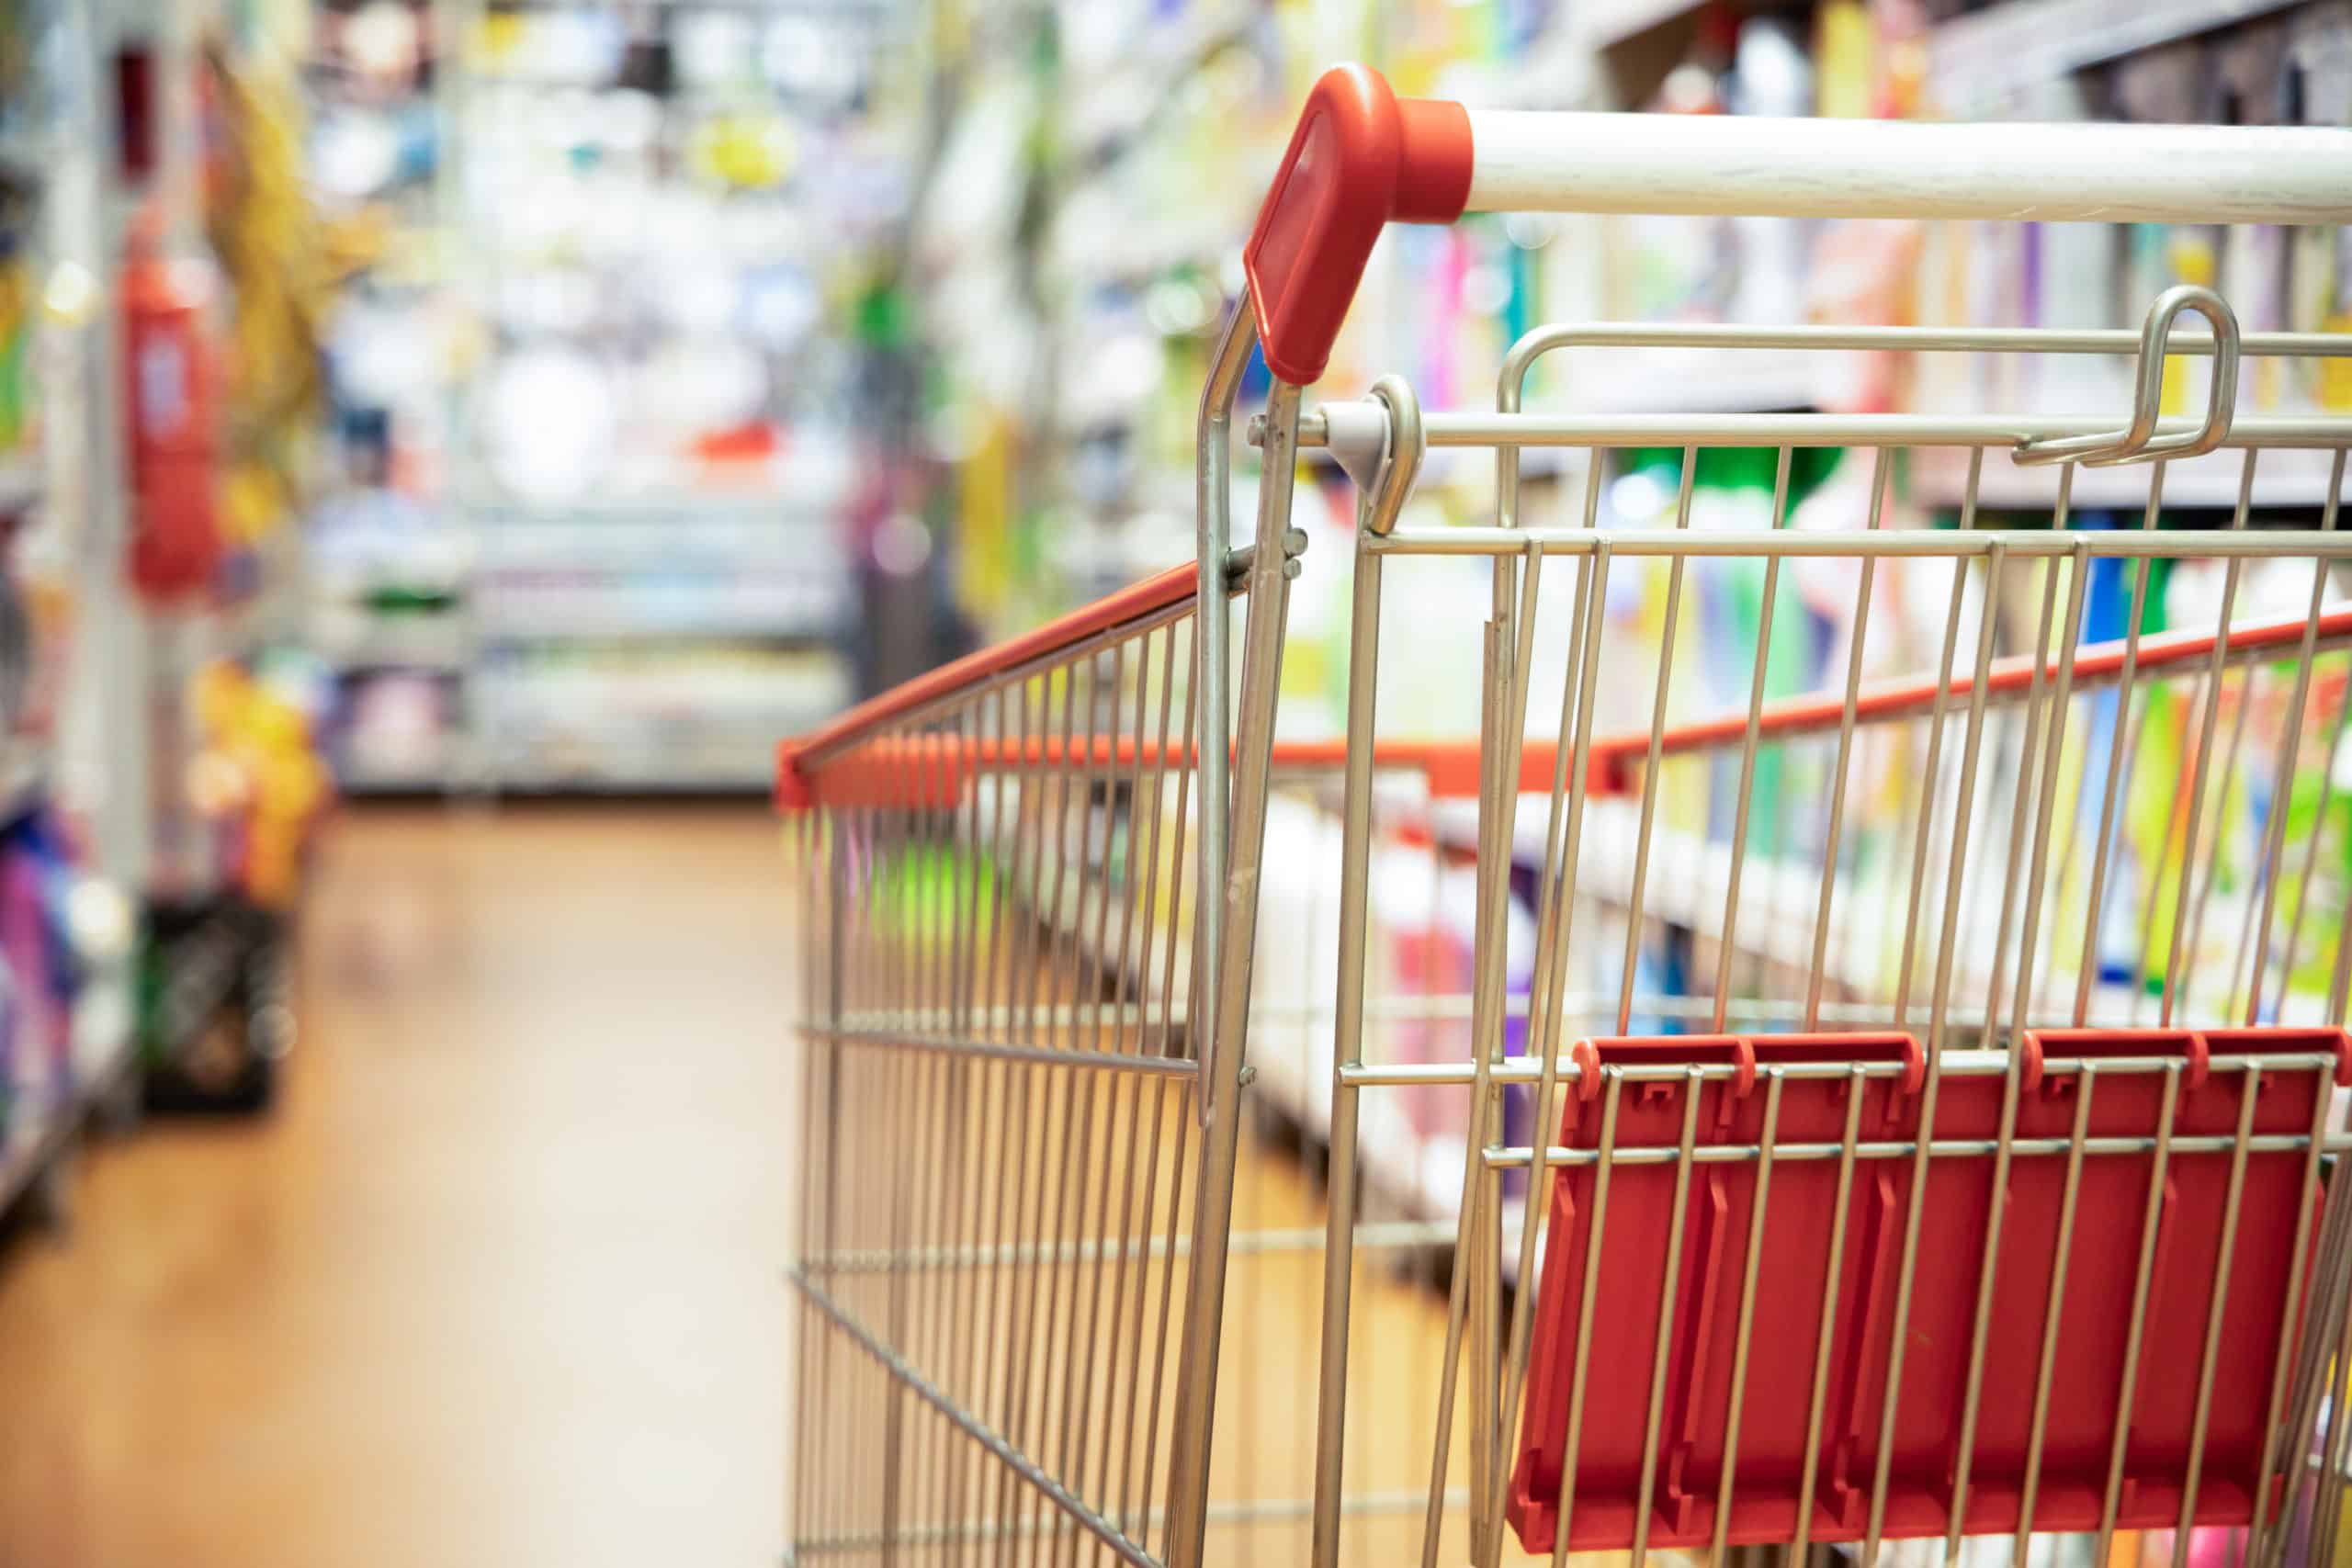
1575,604,2352,798
786,735,1210,814
774,560,1201,811
778,601,2352,813
1275,602,2352,802
780,730,1605,815
1242,65,1473,386
1509,1025,2352,1556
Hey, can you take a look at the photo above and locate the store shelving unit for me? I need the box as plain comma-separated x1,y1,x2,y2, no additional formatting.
0,0,153,1219
300,0,903,795
1912,0,2350,514
296,0,474,793
68,0,334,1121
1566,0,2306,89
1928,0,2307,111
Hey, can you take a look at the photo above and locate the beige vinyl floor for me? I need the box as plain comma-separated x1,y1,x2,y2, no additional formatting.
0,806,797,1567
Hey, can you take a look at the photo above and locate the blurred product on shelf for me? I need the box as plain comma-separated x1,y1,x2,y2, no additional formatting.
0,191,32,485
205,38,332,564
118,212,225,602
184,659,331,911
0,807,130,1181
132,671,318,1109
134,893,290,1116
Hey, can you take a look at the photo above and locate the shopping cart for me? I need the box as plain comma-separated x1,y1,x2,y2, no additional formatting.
777,65,2352,1568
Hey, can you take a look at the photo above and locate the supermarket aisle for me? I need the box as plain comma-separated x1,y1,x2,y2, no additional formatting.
0,807,796,1568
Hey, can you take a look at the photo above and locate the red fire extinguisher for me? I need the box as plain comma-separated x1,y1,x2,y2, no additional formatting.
120,216,223,602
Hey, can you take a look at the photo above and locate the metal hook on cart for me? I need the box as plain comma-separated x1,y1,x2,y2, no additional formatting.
1264,374,1426,536
1357,375,1425,536
2014,283,2242,468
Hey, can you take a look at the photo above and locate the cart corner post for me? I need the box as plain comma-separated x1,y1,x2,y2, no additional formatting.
1163,329,1306,1566
1165,65,1465,1560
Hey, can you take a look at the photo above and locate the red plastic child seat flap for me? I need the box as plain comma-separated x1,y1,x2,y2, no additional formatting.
1509,1027,2350,1555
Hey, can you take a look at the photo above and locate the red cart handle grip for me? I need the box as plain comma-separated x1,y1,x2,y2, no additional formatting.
1243,64,1472,386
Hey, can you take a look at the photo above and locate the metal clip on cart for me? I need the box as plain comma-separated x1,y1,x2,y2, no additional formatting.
776,65,2352,1568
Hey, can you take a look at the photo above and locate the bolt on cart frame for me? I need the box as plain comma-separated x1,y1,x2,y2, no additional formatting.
777,63,2352,1568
